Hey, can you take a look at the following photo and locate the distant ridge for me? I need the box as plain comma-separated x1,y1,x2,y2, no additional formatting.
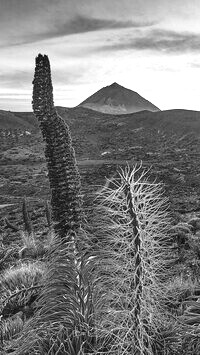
0,107,200,133
0,110,36,129
78,82,160,114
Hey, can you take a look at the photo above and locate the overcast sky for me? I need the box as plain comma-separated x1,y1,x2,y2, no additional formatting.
1,0,200,111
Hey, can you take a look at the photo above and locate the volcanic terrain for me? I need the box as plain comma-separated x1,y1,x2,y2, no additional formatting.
78,82,160,114
0,85,200,239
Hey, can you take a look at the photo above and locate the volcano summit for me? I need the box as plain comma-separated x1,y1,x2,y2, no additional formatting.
78,82,160,114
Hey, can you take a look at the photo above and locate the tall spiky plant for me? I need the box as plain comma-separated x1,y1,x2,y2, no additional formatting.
32,53,82,239
92,164,176,355
8,55,95,355
11,232,96,355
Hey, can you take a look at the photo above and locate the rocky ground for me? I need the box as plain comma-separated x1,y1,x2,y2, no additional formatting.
1,107,200,243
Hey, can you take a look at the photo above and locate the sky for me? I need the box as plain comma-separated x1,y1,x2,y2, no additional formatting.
1,0,200,111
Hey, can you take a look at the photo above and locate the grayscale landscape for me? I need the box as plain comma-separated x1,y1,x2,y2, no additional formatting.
1,1,200,354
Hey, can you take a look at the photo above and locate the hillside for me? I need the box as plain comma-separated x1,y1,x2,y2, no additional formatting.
0,110,36,129
78,82,160,114
1,107,200,159
1,106,199,134
56,107,200,163
1,106,200,214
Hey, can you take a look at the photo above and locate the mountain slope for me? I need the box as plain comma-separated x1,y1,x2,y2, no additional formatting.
0,110,36,129
1,106,200,137
78,82,160,114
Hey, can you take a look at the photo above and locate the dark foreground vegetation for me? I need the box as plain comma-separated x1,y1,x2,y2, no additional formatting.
1,55,200,354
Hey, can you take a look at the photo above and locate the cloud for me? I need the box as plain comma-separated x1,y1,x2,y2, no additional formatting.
53,15,154,36
0,71,33,89
1,15,156,47
190,62,200,68
99,29,200,54
0,66,85,90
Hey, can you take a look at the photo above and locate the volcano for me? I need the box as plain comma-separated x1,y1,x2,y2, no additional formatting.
78,82,160,114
